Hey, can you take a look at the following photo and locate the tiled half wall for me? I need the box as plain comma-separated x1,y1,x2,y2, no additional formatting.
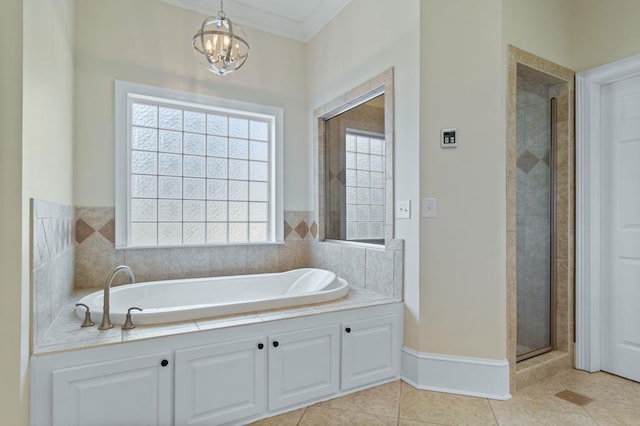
31,199,75,349
32,206,403,351
74,208,316,287
73,207,403,298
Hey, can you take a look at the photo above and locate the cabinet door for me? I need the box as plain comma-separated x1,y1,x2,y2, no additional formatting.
268,324,340,411
341,314,400,390
174,337,266,425
52,352,172,426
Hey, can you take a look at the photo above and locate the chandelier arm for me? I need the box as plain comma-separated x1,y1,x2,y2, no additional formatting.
199,18,210,60
225,18,235,63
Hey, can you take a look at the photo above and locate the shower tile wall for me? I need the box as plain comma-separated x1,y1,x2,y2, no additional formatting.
516,77,551,355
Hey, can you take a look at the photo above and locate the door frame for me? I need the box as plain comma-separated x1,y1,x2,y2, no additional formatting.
576,53,640,372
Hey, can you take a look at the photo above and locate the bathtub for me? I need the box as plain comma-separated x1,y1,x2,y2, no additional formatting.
75,268,349,325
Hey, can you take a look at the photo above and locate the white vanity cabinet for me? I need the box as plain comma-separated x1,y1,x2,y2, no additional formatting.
50,352,172,426
268,324,340,411
174,337,267,425
31,303,402,426
341,314,401,390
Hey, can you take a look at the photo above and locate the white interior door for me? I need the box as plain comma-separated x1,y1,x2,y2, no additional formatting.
600,75,640,382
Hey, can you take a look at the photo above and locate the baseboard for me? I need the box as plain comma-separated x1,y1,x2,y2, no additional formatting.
401,346,511,400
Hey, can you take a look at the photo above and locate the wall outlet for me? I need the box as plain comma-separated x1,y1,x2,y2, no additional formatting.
422,198,437,218
397,200,411,219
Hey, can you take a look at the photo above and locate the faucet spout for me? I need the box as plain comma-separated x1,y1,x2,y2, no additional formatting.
99,265,135,330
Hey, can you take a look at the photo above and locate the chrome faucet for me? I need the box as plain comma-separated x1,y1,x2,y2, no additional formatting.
99,265,135,330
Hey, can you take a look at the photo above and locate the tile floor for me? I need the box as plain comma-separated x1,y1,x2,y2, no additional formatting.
250,369,640,425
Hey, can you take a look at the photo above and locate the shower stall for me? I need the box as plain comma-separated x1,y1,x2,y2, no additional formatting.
515,64,566,361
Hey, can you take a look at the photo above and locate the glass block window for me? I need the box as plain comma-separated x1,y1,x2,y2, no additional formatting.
115,82,283,248
345,131,385,241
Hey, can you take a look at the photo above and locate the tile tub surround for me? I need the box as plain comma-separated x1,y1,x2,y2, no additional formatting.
73,207,404,300
31,199,75,350
32,286,395,355
36,207,406,354
74,208,317,288
309,239,404,299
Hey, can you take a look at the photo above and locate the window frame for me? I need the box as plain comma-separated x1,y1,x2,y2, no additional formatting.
114,80,284,248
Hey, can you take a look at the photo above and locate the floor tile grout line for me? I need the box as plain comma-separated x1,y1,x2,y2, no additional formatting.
487,397,500,426
295,406,308,426
313,404,400,420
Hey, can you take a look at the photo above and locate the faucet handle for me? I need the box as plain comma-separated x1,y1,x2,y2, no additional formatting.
75,303,95,327
122,307,143,330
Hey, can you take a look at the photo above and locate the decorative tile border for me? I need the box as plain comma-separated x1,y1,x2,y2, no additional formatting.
73,208,317,288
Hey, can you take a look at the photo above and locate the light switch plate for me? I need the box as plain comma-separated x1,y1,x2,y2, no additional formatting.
397,200,411,219
441,128,458,148
422,198,437,218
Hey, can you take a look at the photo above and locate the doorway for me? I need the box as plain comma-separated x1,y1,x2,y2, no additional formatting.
577,54,640,382
506,46,575,392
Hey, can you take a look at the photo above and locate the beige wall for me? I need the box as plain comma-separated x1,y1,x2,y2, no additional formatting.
572,0,640,71
0,0,26,423
307,0,422,348
74,0,309,211
0,0,75,423
23,0,75,205
502,0,574,70
419,0,507,359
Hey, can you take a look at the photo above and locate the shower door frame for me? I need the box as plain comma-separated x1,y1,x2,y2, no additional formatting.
515,95,558,363
506,45,576,393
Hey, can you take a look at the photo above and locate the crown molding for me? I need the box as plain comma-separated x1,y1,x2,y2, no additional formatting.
160,0,351,42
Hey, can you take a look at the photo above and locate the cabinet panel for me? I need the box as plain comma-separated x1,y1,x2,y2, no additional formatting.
341,314,400,390
52,352,172,426
268,324,340,411
175,337,266,425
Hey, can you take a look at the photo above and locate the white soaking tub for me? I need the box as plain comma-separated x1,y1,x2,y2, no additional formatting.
75,268,349,325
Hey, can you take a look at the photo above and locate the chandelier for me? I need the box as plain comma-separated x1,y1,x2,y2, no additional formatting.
192,0,250,75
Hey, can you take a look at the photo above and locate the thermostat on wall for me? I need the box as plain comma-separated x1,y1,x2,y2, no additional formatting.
441,128,458,148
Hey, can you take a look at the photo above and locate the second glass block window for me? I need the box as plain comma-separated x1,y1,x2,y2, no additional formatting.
129,102,271,246
345,131,385,241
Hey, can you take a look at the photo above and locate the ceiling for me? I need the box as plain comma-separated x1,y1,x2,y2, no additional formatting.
160,0,352,42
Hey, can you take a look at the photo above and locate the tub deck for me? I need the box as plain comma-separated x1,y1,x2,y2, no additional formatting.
33,286,398,355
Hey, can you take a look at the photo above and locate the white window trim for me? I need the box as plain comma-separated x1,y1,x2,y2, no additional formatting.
114,80,284,248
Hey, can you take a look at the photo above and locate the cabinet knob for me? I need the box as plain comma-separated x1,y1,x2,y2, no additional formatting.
345,327,351,333
258,343,264,350
272,341,279,348
161,359,169,367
